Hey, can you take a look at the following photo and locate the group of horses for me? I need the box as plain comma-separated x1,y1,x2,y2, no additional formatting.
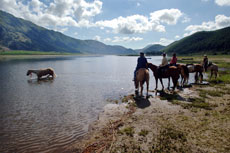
134,62,218,97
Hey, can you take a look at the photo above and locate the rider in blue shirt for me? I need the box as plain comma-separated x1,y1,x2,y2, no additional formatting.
133,52,148,81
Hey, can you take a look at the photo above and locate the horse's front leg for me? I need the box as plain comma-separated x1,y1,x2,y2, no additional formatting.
167,77,170,90
155,77,158,90
160,78,164,91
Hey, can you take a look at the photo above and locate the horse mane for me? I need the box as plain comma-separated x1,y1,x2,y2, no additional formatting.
147,63,158,71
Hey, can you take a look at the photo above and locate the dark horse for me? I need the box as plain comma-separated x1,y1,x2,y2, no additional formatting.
177,64,189,87
147,63,180,91
186,64,203,83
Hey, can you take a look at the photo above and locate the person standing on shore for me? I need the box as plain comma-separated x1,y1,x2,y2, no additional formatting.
170,53,177,66
133,52,148,81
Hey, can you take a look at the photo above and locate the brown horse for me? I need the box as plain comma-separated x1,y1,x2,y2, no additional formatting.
134,68,149,97
177,64,189,87
147,63,180,90
186,64,203,83
27,68,56,80
207,62,218,79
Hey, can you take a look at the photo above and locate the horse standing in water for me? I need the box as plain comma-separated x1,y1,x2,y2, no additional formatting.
177,64,189,87
207,62,218,79
147,63,180,91
27,68,56,80
186,64,203,83
134,68,149,97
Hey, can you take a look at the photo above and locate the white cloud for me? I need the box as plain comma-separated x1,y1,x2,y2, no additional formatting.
184,14,230,37
96,9,183,34
215,0,230,6
0,0,102,30
103,36,143,43
154,38,174,46
137,2,140,7
150,9,183,25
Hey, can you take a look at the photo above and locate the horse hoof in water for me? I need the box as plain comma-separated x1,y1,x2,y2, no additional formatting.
135,90,139,96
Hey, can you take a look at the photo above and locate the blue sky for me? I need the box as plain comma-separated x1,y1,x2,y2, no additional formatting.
1,0,230,49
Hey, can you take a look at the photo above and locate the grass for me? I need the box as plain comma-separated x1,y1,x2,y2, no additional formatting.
0,50,78,55
138,129,149,137
119,127,135,137
152,126,190,153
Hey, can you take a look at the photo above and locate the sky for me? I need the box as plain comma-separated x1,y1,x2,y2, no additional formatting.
1,0,230,49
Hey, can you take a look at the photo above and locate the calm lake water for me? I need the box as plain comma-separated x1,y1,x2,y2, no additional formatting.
0,55,193,152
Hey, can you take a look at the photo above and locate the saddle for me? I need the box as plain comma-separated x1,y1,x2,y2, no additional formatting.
158,65,169,77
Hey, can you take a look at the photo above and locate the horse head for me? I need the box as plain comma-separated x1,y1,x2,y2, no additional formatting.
147,63,157,72
26,70,32,76
208,61,213,67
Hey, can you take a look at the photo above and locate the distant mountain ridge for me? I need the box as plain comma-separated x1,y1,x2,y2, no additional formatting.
162,26,230,55
0,10,135,55
135,44,165,55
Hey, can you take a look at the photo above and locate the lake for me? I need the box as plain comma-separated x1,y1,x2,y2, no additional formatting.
0,55,192,152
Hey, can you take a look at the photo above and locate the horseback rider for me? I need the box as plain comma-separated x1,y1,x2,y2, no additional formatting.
203,55,208,72
158,52,168,77
170,53,177,66
133,52,148,81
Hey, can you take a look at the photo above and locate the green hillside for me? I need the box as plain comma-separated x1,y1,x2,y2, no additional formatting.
0,10,135,55
142,44,165,55
162,27,230,55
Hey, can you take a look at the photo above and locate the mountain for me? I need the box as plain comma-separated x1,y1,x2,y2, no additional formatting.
0,10,136,55
136,44,165,55
162,27,230,55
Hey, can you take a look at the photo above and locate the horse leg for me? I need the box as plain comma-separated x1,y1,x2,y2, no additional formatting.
210,70,213,79
146,80,149,98
195,72,198,83
140,81,143,97
155,77,158,90
135,81,139,95
160,78,164,90
167,77,170,90
200,72,203,83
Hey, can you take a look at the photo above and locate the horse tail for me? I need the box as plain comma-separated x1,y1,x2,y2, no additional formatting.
184,66,189,80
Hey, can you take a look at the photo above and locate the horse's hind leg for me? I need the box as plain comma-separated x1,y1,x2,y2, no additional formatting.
210,70,213,79
214,71,217,79
200,72,203,83
135,81,139,95
146,81,149,98
195,72,198,83
140,81,144,96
